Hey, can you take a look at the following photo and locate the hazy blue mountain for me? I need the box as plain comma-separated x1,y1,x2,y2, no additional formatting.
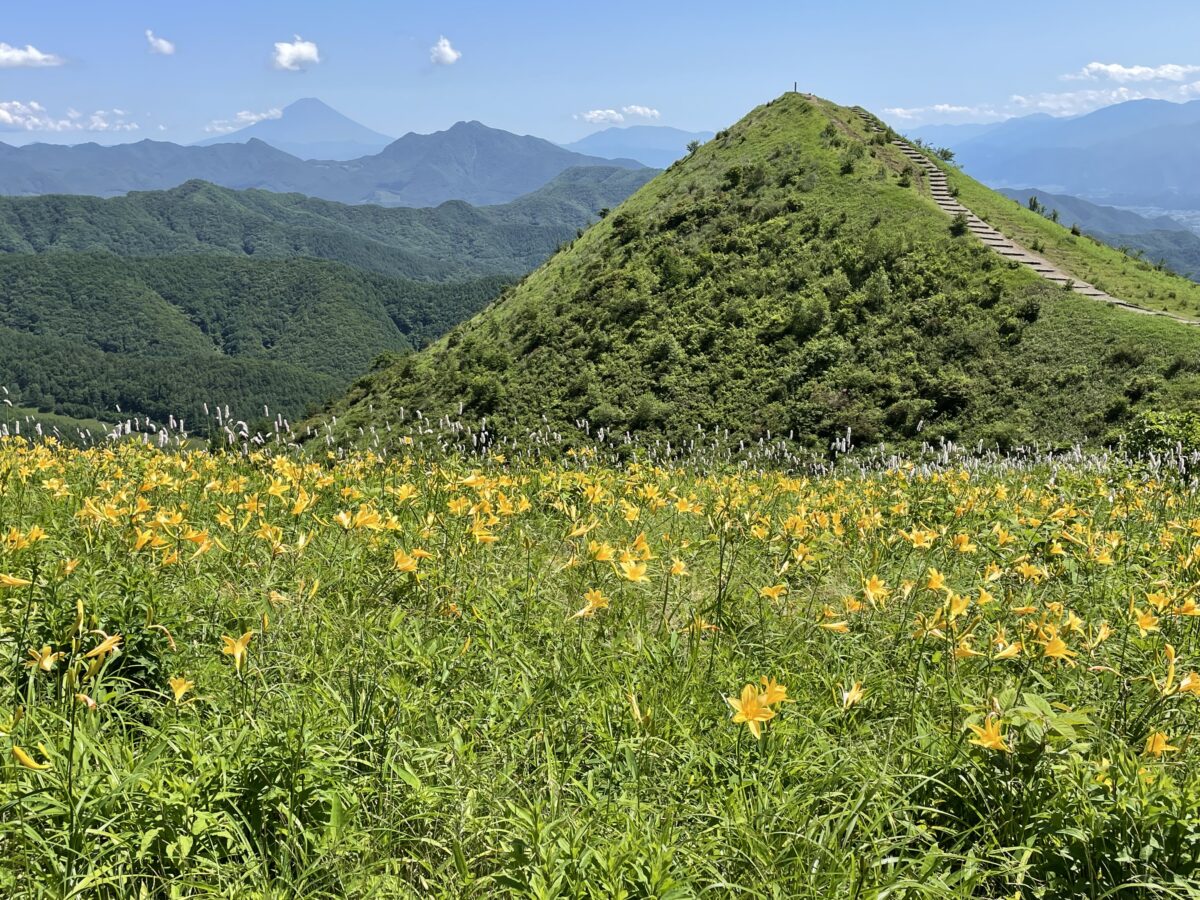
355,121,645,206
905,121,1010,147
918,99,1200,207
998,187,1200,280
997,188,1190,235
0,122,645,206
194,98,394,160
561,125,716,167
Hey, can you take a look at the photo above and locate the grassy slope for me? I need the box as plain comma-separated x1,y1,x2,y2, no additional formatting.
329,93,1200,449
945,164,1200,317
0,405,116,439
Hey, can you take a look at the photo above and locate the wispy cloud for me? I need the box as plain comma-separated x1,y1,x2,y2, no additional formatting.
883,103,1003,122
1064,62,1200,83
622,105,660,120
0,100,138,133
430,36,461,65
204,108,283,134
0,42,63,68
576,104,662,126
273,35,320,71
578,108,624,125
145,30,175,56
885,61,1200,125
1010,82,1200,117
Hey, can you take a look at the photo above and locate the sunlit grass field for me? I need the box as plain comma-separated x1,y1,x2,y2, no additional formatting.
2,436,1200,897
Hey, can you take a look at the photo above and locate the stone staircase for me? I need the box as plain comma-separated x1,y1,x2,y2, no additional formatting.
851,106,1197,323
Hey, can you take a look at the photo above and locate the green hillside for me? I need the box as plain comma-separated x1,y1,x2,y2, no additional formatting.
0,254,511,426
328,93,1200,449
947,171,1200,317
0,167,655,281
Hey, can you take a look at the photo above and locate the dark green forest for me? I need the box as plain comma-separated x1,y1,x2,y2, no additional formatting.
0,254,513,427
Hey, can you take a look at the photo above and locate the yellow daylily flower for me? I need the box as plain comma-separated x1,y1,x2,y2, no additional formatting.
169,676,194,704
618,560,649,583
571,588,609,619
221,631,255,676
968,717,1010,753
25,645,64,672
12,745,51,771
759,676,789,706
839,681,864,710
1144,731,1178,757
726,684,775,739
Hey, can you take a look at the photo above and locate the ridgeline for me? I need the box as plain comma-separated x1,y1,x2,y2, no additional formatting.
326,93,1200,450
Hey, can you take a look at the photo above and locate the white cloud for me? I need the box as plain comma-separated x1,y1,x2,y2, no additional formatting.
1009,80,1200,116
578,108,625,125
87,110,139,133
204,107,283,134
0,42,63,68
430,35,461,65
1065,62,1200,83
0,100,138,133
621,104,660,120
145,29,175,56
273,35,320,71
884,103,1002,122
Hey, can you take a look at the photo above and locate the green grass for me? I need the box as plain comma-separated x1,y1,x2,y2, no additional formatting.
3,439,1200,897
327,93,1200,451
944,166,1200,318
0,405,116,441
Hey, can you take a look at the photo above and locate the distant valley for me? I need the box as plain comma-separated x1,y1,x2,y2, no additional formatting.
907,98,1200,210
996,187,1200,281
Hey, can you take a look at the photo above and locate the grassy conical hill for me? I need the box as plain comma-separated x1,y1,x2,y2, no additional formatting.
328,93,1200,449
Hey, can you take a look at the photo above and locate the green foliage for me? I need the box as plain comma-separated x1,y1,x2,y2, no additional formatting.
0,254,513,427
0,169,655,282
329,94,1200,450
1122,409,1200,456
3,442,1200,896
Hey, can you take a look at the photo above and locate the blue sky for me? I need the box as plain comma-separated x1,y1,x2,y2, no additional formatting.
3,0,1200,145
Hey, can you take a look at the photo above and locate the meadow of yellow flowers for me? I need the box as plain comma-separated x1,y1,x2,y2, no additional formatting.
2,436,1199,896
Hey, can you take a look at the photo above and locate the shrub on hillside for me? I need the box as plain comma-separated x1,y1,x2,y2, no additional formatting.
1121,409,1200,457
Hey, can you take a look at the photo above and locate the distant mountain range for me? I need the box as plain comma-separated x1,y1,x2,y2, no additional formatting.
0,163,654,427
0,166,656,281
194,98,394,161
906,99,1200,209
0,120,646,207
561,125,715,168
997,187,1200,281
